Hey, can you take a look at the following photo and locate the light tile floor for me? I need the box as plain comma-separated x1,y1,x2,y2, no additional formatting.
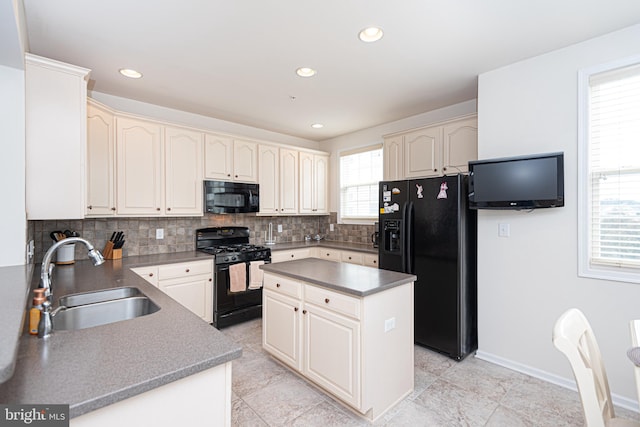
221,319,640,426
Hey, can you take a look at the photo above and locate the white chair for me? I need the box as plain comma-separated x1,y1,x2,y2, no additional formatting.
553,308,640,427
629,320,640,409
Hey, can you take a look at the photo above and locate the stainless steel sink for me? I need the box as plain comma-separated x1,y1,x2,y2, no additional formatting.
53,289,160,331
58,287,144,307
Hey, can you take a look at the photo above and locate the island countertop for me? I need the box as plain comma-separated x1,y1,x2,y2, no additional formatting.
0,252,241,418
260,258,416,296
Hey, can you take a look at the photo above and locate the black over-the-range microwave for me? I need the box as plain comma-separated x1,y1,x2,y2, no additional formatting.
204,180,259,214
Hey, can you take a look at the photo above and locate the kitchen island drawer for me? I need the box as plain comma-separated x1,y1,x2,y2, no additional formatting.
305,284,361,320
158,260,212,280
264,274,302,299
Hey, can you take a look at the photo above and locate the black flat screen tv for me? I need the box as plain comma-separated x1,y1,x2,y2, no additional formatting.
468,152,564,210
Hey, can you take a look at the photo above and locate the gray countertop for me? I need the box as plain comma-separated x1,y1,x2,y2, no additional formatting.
261,258,416,297
0,252,241,418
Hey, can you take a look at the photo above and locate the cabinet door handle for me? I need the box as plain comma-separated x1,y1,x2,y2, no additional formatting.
276,283,281,288
434,168,438,172
209,278,212,282
373,260,377,264
87,205,92,210
185,268,190,273
303,310,307,314
111,207,116,211
227,174,231,177
326,253,330,257
148,273,153,277
294,307,298,312
291,254,294,258
348,257,352,260
167,207,171,211
324,298,330,304
156,208,161,211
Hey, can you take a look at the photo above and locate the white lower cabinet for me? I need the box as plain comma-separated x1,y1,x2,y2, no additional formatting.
131,260,213,323
270,248,314,263
262,272,413,421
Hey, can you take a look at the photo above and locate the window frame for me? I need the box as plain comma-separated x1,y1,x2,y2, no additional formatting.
578,54,640,284
338,143,383,225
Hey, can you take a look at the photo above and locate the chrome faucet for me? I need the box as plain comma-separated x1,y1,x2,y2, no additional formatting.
38,237,105,338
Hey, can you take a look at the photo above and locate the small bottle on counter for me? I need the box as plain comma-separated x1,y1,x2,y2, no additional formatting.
29,289,46,335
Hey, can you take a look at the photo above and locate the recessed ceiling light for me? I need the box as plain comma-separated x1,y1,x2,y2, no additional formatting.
311,123,324,129
119,68,143,79
296,67,317,78
358,26,384,43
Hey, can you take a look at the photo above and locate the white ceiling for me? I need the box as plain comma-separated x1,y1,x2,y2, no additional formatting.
21,0,640,141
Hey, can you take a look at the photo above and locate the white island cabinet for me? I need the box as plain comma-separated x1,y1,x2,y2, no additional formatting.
261,259,415,422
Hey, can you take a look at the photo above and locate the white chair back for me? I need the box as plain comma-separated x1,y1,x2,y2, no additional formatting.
553,308,614,427
629,320,640,408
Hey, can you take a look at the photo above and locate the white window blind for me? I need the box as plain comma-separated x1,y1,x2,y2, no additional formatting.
340,145,383,220
587,63,640,270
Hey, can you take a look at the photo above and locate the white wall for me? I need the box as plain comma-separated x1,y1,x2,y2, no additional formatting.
321,99,477,214
0,64,26,267
477,23,640,408
90,92,319,150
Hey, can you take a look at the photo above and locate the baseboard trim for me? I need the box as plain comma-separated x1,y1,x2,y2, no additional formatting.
475,350,639,413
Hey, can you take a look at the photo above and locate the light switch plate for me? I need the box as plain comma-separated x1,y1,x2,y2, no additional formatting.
384,317,396,332
156,228,164,239
277,224,283,233
329,224,334,231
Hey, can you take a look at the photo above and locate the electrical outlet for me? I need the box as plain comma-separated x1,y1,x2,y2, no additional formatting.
156,228,164,239
277,224,283,233
329,224,334,232
498,223,510,237
384,317,396,332
26,240,34,264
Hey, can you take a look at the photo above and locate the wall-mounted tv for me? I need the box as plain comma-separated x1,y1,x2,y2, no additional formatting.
468,152,564,210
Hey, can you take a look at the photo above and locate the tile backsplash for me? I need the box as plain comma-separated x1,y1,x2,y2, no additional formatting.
29,213,376,263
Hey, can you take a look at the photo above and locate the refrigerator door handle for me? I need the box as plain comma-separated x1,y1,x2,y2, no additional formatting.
405,201,414,274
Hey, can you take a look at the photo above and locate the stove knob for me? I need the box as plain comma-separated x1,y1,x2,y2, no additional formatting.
231,256,237,261
224,256,230,262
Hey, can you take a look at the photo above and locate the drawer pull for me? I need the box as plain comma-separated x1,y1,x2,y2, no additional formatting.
294,307,298,312
276,283,281,288
325,298,330,304
185,268,190,273
303,310,307,314
148,273,154,277
348,257,352,260
326,253,330,256
291,254,295,258
209,278,212,282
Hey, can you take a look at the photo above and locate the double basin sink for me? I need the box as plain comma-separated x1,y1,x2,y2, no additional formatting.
53,287,160,331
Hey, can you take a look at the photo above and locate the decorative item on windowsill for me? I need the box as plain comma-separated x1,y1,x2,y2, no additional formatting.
103,231,125,260
265,223,276,245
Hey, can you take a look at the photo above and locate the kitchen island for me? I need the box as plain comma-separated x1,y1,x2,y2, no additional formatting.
0,252,240,426
260,258,416,422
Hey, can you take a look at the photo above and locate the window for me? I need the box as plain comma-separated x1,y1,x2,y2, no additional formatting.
579,56,640,283
339,145,383,221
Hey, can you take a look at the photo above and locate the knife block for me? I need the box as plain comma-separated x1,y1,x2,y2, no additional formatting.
102,241,121,260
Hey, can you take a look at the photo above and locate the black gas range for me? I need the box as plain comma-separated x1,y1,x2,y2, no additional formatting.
196,227,271,328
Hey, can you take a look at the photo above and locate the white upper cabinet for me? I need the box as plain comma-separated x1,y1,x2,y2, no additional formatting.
116,117,164,216
164,126,203,216
233,139,259,182
204,135,258,183
442,117,478,175
86,101,116,217
25,54,90,220
299,152,329,215
403,126,441,178
259,145,300,215
383,136,403,181
258,144,280,215
279,148,299,215
383,115,477,180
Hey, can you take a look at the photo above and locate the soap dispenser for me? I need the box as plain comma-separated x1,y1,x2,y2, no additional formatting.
29,288,46,335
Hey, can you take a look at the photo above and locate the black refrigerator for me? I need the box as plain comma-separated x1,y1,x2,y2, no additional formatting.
379,175,477,360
